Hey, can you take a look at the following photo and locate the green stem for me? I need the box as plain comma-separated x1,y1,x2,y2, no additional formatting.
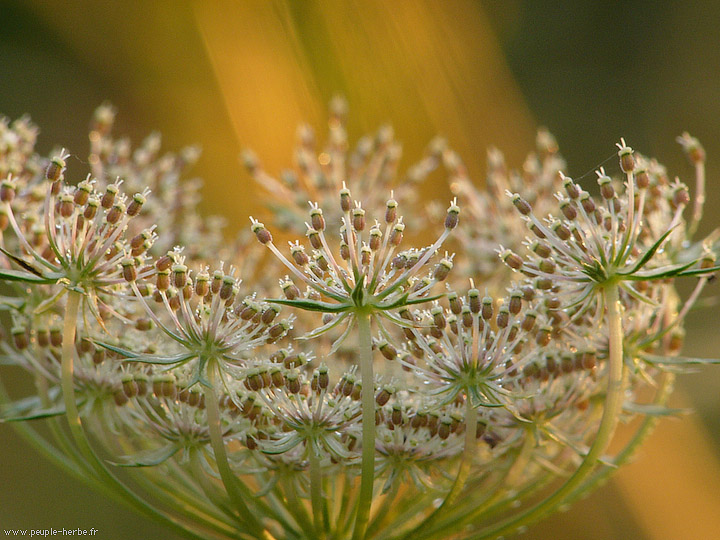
334,471,357,539
280,476,316,539
400,399,477,539
365,481,400,538
473,283,626,539
309,445,326,540
204,365,268,538
406,427,535,540
59,290,204,539
188,449,256,540
352,311,376,540
565,371,675,507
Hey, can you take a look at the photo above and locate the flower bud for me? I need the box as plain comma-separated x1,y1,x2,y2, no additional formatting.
251,219,272,244
617,140,635,173
121,257,137,282
172,263,187,288
445,198,460,229
46,154,67,182
280,278,300,300
511,194,532,215
127,192,146,216
340,185,352,212
389,220,405,246
352,205,366,231
378,340,398,361
106,200,125,224
0,178,17,203
501,248,523,270
310,205,325,231
101,183,119,209
385,197,398,223
369,226,382,251
433,256,453,281
597,174,614,200
306,228,322,250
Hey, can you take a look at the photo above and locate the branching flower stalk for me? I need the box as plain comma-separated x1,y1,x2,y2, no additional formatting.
251,185,460,539
1,104,719,540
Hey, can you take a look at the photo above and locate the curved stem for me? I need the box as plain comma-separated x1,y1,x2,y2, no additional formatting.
365,482,401,538
352,311,376,540
565,371,675,507
60,290,205,539
280,476,316,539
407,426,536,540
205,365,269,538
473,283,626,539
400,398,477,539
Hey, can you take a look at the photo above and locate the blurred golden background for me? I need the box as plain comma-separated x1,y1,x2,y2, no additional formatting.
1,1,718,538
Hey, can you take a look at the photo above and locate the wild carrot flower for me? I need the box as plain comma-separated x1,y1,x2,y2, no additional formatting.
1,104,718,540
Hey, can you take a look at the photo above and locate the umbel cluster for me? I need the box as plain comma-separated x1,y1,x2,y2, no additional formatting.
0,100,717,540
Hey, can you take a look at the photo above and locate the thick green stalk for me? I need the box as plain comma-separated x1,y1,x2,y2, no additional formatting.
473,283,626,539
352,311,376,540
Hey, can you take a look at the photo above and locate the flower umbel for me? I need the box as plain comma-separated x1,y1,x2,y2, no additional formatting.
1,104,719,540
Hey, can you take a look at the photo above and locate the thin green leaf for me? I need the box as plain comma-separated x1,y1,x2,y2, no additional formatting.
111,444,180,467
625,261,695,281
621,225,678,275
676,264,720,277
268,298,352,313
124,352,196,366
0,296,26,310
94,340,142,359
0,268,57,284
2,403,68,422
623,402,691,417
0,246,44,276
641,354,720,366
